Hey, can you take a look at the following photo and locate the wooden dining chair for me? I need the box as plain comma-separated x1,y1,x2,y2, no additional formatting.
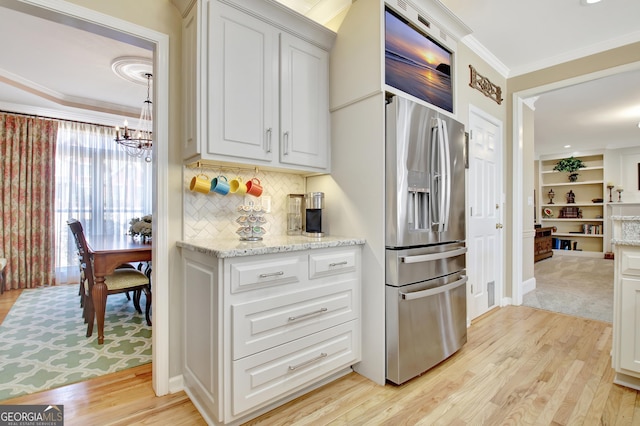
67,219,152,338
0,257,6,295
67,219,137,309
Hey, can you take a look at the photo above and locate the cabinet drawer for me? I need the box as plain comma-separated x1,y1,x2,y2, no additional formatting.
232,279,358,359
309,250,356,279
229,255,303,293
621,250,640,277
232,321,360,417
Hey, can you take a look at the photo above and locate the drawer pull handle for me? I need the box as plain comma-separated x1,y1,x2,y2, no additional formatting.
329,261,348,267
288,307,328,322
259,271,284,278
288,352,328,371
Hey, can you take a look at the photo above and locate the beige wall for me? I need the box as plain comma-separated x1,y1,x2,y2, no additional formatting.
508,42,640,95
455,43,507,128
65,0,184,378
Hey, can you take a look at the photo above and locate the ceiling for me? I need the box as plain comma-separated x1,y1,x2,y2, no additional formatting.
0,5,152,127
0,0,639,156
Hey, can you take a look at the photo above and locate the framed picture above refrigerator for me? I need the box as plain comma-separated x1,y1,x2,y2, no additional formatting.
384,5,454,113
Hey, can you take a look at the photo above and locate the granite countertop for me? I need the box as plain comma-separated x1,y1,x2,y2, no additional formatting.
177,235,366,258
611,216,640,247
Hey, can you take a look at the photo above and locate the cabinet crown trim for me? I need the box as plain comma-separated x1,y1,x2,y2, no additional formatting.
220,0,336,50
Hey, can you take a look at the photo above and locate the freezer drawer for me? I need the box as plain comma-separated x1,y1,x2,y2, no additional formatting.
385,243,466,287
386,272,467,385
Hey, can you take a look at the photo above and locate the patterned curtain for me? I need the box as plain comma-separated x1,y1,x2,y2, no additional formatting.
0,113,58,290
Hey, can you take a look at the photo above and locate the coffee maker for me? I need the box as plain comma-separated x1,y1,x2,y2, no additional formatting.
303,192,325,237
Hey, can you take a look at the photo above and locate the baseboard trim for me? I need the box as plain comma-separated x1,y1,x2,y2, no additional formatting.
522,277,536,295
168,374,184,394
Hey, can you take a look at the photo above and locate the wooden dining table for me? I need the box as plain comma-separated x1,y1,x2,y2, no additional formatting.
86,233,152,344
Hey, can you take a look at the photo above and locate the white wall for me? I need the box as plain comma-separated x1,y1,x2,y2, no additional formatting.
606,146,640,204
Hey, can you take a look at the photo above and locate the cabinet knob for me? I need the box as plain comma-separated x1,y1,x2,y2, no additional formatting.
496,223,503,229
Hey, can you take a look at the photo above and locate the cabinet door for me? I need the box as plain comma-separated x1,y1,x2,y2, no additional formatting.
182,4,201,160
620,276,640,374
279,33,329,170
209,4,277,162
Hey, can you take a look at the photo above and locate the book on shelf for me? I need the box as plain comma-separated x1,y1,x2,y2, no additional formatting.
581,224,602,234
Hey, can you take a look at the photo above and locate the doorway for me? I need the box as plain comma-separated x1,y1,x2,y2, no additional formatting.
511,61,640,311
0,0,170,395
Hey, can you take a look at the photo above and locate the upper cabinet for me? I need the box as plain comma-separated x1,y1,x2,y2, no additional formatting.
180,2,203,161
178,0,335,174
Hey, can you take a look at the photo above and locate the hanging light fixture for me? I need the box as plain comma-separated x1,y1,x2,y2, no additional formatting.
115,72,153,162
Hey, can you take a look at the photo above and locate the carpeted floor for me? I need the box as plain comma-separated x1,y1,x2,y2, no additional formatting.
523,254,614,323
0,285,151,401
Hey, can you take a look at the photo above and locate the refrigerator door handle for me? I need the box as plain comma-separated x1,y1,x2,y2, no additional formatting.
430,122,440,230
400,275,468,300
430,118,451,232
440,119,451,231
401,247,467,264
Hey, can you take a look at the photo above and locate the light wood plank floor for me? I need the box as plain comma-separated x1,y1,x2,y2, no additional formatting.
2,296,639,425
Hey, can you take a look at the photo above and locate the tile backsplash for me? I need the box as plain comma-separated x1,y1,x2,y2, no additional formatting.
183,167,305,240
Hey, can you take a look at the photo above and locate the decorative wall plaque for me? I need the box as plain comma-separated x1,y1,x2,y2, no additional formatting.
469,65,503,105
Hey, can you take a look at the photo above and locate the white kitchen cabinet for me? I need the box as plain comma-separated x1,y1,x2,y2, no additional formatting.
179,0,206,161
278,33,329,169
179,0,335,173
180,244,361,424
613,242,640,390
209,4,277,163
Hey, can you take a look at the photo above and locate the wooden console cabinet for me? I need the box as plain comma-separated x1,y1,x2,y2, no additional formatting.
534,227,554,262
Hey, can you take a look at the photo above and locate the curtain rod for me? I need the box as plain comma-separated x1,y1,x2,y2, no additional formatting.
0,109,116,130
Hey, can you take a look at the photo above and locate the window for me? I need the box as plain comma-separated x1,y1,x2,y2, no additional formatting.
54,121,152,282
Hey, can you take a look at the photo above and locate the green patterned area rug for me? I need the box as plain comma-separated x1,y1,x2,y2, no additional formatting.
0,285,151,400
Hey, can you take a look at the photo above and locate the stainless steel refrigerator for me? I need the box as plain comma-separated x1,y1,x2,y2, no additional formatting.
385,94,467,385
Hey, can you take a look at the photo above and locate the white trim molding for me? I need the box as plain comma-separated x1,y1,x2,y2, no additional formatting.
7,0,172,396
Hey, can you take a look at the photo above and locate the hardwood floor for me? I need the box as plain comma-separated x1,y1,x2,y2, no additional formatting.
0,288,22,324
2,299,639,425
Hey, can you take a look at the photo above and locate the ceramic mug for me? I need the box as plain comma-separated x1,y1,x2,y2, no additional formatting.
229,177,247,195
189,174,210,194
246,178,263,197
211,175,230,195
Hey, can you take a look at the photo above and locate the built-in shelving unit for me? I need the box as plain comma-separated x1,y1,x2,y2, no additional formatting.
539,154,605,255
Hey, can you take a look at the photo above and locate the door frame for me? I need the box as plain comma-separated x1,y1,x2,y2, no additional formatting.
5,0,171,395
468,104,504,319
511,61,640,306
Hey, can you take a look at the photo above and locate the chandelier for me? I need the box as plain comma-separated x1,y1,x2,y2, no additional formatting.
115,72,153,162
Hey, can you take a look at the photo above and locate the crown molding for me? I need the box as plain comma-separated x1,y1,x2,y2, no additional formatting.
460,35,509,78
509,29,640,77
0,67,139,118
0,100,130,128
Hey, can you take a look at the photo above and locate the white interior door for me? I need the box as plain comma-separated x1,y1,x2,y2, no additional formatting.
468,106,503,321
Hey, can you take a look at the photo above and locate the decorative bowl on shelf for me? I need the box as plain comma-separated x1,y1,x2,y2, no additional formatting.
591,198,603,203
